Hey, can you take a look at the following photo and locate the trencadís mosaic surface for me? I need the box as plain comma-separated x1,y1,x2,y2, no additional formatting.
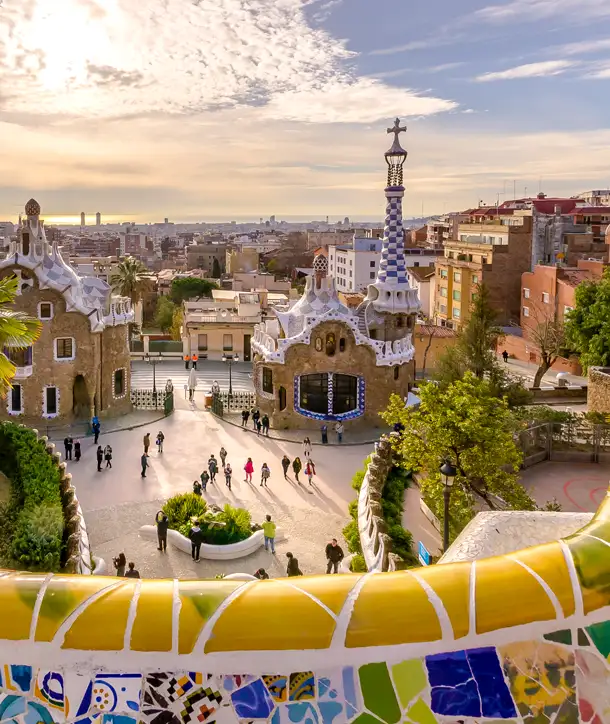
3,491,610,723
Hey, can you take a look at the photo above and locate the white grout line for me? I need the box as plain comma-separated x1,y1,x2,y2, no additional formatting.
29,573,53,641
581,533,610,549
330,572,375,649
193,581,255,654
283,583,337,621
559,539,584,619
409,570,454,642
510,557,563,620
51,580,123,646
123,579,142,651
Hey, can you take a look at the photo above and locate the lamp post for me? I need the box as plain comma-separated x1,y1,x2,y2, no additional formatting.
440,460,457,553
222,352,239,397
145,352,161,406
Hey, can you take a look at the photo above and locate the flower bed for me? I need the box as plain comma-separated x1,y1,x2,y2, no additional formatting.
162,493,252,545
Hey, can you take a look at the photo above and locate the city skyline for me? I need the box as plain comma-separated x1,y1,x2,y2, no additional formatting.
2,0,610,221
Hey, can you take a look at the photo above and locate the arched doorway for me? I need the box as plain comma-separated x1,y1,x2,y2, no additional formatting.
72,375,90,419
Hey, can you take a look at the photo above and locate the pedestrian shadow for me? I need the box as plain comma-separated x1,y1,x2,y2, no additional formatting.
308,482,345,515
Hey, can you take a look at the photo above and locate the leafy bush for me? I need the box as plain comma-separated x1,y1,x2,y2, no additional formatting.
342,518,362,555
381,468,419,567
162,493,207,530
0,423,64,571
350,554,367,572
351,470,365,492
162,495,252,546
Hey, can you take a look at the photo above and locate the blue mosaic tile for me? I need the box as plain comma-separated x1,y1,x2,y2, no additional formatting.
287,703,318,724
230,679,275,719
8,666,32,694
318,701,342,724
426,648,516,719
341,668,359,720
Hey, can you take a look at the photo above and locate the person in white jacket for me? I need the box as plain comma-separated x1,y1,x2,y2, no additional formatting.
188,367,198,401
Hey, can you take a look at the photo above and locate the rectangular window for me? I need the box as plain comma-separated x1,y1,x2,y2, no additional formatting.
198,333,208,351
370,272,375,279
523,306,530,317
440,269,448,279
472,275,479,284
45,387,58,416
349,270,352,277
439,287,448,298
369,244,376,251
414,261,420,267
10,384,22,413
39,302,53,320
4,346,32,367
453,272,461,282
564,305,573,315
523,288,530,299
223,334,233,351
370,261,375,267
114,369,125,397
439,304,447,314
262,367,273,394
452,307,461,319
56,338,74,360
542,292,550,304
453,290,461,301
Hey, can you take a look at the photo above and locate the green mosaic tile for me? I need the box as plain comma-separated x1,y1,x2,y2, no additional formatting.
359,663,401,724
544,630,572,646
352,714,384,724
586,621,610,658
578,628,591,646
406,698,437,724
391,660,427,710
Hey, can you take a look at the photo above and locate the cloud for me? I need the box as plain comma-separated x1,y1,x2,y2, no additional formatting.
475,60,575,81
426,62,465,73
369,39,440,56
584,66,610,79
474,0,610,22
0,0,455,124
557,38,610,55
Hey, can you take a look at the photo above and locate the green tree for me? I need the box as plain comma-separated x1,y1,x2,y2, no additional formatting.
0,276,41,395
525,303,568,387
111,257,151,305
170,277,218,305
154,296,176,334
170,307,183,341
436,283,531,407
566,268,610,371
381,374,535,540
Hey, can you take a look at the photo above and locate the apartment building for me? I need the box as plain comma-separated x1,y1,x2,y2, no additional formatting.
306,229,369,251
226,247,259,274
186,242,227,274
434,215,533,328
406,265,435,318
577,190,610,206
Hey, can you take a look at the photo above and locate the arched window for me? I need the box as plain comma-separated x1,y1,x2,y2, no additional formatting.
325,333,336,356
278,386,287,411
396,317,404,328
394,366,400,380
339,338,346,353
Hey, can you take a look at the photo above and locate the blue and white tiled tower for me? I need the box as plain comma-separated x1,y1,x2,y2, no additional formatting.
366,119,420,315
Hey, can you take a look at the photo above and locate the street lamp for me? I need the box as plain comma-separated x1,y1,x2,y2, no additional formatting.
440,460,457,553
145,352,162,406
222,352,239,397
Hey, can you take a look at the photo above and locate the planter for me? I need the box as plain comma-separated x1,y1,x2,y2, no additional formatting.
138,525,286,560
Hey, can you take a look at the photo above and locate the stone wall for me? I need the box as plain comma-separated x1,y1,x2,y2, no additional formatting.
255,321,412,431
588,367,610,413
357,433,407,572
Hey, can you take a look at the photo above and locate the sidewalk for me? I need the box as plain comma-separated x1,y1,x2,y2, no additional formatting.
500,356,587,388
43,409,167,441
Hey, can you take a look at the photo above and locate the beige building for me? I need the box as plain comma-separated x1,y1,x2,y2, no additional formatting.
226,248,259,274
1,200,133,424
186,242,227,274
181,291,264,362
69,256,120,284
232,271,291,293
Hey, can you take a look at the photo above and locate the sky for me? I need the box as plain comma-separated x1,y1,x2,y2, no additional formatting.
1,0,610,223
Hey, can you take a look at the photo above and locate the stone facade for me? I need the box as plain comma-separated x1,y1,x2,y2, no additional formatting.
254,321,410,431
588,367,610,414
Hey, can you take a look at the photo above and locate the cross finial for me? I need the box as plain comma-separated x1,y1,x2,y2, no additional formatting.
387,117,407,142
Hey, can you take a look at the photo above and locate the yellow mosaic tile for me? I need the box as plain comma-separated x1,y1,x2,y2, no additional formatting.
416,562,471,639
178,580,243,655
287,574,359,615
61,580,136,650
205,580,336,652
511,543,575,618
0,573,46,640
346,571,442,648
130,580,174,652
475,557,557,634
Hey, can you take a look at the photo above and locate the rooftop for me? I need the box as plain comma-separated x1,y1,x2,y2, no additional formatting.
416,324,457,338
407,264,435,283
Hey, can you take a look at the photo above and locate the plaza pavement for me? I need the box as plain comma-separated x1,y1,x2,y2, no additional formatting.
72,400,376,580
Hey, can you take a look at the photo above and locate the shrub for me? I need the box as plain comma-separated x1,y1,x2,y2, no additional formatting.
350,554,367,573
342,518,362,555
162,495,251,546
0,423,64,572
162,493,207,530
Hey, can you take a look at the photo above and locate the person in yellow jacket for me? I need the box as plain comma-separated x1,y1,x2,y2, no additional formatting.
262,514,276,554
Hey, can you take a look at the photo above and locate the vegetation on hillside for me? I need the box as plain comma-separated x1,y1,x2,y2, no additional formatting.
170,278,218,305
566,268,610,371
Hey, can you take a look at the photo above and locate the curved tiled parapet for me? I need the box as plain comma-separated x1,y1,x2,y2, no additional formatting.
2,490,610,723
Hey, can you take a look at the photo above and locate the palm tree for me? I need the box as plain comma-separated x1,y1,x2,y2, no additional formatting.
111,257,151,305
0,275,41,394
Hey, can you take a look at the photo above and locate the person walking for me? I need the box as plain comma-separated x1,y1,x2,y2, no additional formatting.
219,447,227,468
260,462,271,487
286,552,302,577
141,453,148,478
192,352,198,370
292,456,302,483
96,445,103,472
143,432,151,455
208,454,218,483
156,512,169,552
252,409,260,430
254,568,270,580
104,444,113,469
74,440,81,462
113,552,126,577
256,418,262,435
281,455,290,479
189,519,204,562
262,514,276,553
334,422,344,443
125,561,141,579
64,437,73,461
244,457,254,484
156,431,165,453
321,424,328,444
188,367,198,401
305,459,316,486
250,408,257,429
92,417,100,444
261,414,270,436
193,479,203,496
502,349,509,363
241,409,250,427
303,437,312,458
199,470,210,492
325,538,344,574
224,463,233,490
